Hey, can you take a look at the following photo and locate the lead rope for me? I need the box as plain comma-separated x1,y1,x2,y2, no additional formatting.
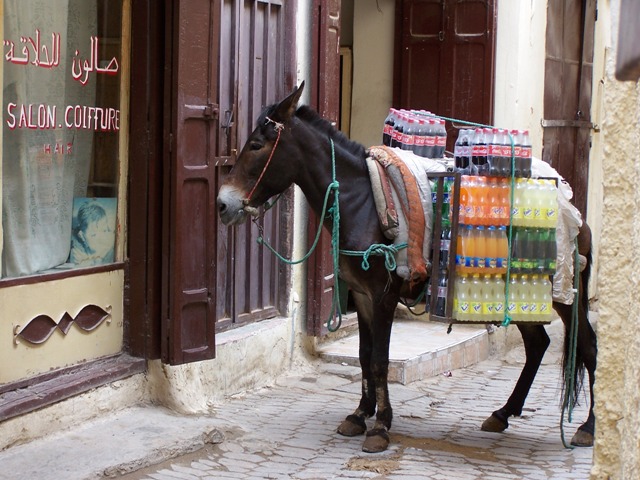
255,138,407,332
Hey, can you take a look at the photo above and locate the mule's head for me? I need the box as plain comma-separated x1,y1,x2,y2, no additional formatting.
217,82,305,225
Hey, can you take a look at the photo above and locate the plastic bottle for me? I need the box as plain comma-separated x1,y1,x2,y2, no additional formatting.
487,177,500,223
475,176,488,225
507,274,519,320
487,128,499,176
469,273,483,320
529,274,540,316
474,226,487,270
481,274,494,322
471,128,488,175
401,117,416,151
522,227,536,273
543,179,559,228
434,270,448,316
458,175,469,225
382,108,396,146
535,228,548,274
512,178,526,226
435,119,447,158
511,129,523,177
498,129,511,177
517,274,530,321
493,275,506,322
498,177,511,225
391,113,405,148
520,129,532,178
464,175,477,225
454,274,470,321
464,225,477,272
521,179,534,227
496,226,509,272
414,118,428,157
442,177,452,228
545,228,557,273
456,224,472,271
485,225,497,270
455,130,470,173
529,179,542,227
424,119,437,158
539,276,553,321
439,224,451,271
510,227,525,273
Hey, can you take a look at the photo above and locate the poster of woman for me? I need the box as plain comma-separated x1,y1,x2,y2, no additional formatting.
68,198,117,266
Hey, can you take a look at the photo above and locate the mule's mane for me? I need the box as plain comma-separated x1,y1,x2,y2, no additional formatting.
295,105,367,159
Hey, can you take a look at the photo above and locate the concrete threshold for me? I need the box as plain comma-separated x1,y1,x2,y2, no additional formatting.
317,311,489,385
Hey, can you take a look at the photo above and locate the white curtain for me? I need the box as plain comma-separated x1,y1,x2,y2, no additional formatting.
2,0,97,277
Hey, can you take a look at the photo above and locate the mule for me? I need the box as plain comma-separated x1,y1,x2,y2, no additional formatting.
216,83,597,453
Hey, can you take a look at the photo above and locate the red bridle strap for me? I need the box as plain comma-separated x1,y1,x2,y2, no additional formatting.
244,117,284,206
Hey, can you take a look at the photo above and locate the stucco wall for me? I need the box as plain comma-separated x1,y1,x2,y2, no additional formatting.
591,1,640,478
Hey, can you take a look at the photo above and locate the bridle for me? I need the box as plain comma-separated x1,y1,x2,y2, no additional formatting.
242,116,285,216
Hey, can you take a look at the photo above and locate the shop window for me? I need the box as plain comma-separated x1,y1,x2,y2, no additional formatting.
1,0,123,279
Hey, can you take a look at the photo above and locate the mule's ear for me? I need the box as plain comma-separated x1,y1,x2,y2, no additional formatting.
274,81,305,122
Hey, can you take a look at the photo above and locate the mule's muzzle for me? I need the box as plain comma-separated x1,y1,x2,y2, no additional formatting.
217,185,248,225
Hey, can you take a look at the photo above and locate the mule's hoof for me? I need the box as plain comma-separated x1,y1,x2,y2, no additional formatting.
570,429,594,447
337,415,367,437
362,428,390,453
481,413,508,433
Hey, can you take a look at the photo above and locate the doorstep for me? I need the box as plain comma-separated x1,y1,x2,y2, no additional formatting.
317,314,489,385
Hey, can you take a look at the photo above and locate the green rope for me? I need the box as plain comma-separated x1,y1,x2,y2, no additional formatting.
340,242,407,271
560,236,581,449
257,176,338,266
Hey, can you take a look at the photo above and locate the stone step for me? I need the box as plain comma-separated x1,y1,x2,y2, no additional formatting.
317,314,489,385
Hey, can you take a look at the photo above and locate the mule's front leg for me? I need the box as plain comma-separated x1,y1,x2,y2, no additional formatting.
337,315,376,437
361,303,395,453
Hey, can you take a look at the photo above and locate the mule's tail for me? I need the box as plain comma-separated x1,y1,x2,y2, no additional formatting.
561,224,592,411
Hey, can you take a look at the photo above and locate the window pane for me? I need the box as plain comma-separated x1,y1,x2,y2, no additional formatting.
1,0,123,278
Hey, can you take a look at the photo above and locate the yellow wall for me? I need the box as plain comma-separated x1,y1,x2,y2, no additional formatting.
0,270,124,384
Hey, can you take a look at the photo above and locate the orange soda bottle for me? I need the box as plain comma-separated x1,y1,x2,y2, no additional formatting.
486,226,498,269
475,176,488,225
474,226,487,270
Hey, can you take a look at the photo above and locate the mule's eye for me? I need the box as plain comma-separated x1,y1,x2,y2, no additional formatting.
250,142,263,151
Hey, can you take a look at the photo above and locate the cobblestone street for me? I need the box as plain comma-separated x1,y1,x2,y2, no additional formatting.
119,354,593,480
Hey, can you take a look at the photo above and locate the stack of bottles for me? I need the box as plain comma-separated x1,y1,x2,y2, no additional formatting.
382,108,447,159
454,127,532,178
453,273,554,323
427,125,559,323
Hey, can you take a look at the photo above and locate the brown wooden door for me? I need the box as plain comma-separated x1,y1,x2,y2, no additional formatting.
164,0,221,364
306,0,342,336
542,0,596,217
164,0,289,364
394,0,496,152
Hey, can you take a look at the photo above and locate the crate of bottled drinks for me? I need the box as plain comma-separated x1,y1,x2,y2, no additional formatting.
424,129,559,325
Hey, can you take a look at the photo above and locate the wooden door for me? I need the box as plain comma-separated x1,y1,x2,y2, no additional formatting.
306,0,342,336
394,0,496,152
164,0,221,364
164,0,290,365
542,0,596,217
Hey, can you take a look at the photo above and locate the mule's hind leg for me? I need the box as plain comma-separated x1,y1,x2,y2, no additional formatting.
482,324,550,432
554,302,597,447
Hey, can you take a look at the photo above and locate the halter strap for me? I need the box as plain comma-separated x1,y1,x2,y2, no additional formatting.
244,117,285,207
